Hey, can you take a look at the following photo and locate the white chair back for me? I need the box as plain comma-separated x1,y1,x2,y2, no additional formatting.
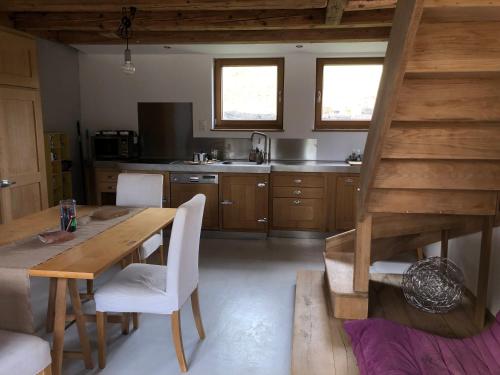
116,173,163,207
166,194,206,309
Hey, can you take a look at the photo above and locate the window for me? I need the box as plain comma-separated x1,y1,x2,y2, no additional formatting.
214,58,284,130
315,58,384,130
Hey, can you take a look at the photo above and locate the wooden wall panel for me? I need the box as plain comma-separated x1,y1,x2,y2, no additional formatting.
394,77,500,121
407,21,500,73
374,160,500,190
383,122,500,160
0,27,39,88
393,75,500,121
367,189,498,215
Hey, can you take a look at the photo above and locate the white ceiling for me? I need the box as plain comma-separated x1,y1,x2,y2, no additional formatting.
73,42,387,56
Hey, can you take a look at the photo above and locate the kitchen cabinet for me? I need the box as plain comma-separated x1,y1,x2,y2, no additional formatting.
335,175,360,231
0,29,39,88
171,183,219,229
0,28,47,224
220,173,269,232
271,172,326,231
94,168,119,205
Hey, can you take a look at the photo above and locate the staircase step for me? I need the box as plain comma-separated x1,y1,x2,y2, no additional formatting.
324,253,368,320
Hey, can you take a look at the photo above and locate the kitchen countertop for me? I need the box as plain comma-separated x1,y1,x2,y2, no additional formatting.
94,160,361,174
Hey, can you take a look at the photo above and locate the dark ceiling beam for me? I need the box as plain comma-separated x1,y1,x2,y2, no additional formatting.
12,8,394,32
35,27,391,44
325,0,349,24
0,0,328,12
0,13,13,27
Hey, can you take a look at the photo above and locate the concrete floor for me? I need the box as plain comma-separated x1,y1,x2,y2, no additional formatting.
31,237,324,375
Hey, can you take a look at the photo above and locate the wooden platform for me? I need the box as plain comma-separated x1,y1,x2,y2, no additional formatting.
292,270,484,375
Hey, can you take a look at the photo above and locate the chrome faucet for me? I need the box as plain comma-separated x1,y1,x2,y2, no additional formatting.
250,131,269,162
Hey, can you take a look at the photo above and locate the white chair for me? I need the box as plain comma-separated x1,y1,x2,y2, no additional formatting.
0,330,52,374
94,194,206,372
116,173,165,263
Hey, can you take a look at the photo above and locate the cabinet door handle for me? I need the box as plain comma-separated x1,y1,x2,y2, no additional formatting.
257,182,267,188
293,189,302,195
293,200,301,205
293,179,302,184
221,200,233,205
0,179,16,188
257,218,268,223
345,178,354,184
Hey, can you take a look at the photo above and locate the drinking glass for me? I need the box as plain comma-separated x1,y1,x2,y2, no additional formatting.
60,199,77,232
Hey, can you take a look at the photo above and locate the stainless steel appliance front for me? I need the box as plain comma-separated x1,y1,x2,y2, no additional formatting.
170,173,219,184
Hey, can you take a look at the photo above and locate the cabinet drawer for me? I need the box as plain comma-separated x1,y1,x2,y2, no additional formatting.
272,198,324,231
95,169,119,183
97,182,117,193
272,173,324,188
272,187,323,199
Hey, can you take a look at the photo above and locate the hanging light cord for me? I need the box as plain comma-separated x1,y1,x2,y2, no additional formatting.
117,6,136,41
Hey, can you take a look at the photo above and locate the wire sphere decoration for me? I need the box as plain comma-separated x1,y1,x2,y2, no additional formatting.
402,256,464,314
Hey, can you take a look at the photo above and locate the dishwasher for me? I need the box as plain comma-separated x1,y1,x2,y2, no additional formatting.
170,173,219,229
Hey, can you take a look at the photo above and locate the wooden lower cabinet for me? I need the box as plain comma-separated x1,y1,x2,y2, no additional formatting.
0,86,48,223
273,198,324,231
170,183,219,229
220,173,269,232
271,172,326,231
335,175,360,231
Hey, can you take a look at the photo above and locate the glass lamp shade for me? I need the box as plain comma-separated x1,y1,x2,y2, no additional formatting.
122,48,136,74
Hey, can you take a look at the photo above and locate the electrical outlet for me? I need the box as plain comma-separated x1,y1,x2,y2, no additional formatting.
198,120,209,131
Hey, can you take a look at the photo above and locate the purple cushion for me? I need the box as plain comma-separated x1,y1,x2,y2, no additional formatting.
344,313,500,375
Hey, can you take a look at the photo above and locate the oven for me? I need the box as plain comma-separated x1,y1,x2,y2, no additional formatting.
92,130,138,160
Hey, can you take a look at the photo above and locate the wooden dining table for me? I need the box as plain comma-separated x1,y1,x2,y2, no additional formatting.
0,206,176,375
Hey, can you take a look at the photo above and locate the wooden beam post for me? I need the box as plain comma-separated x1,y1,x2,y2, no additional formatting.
475,216,494,328
354,213,373,293
325,0,348,24
441,229,449,258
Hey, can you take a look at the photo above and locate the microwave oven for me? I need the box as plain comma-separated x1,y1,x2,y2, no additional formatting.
92,130,138,160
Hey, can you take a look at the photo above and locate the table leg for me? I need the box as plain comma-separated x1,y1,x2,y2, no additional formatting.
46,278,57,333
68,279,94,369
52,278,68,375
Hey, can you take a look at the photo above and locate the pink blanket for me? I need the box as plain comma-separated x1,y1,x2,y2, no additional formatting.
344,313,500,374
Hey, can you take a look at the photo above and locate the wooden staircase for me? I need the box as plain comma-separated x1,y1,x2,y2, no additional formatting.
325,0,500,327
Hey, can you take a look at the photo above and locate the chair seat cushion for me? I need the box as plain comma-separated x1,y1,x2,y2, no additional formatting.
344,313,500,375
0,330,51,375
95,263,176,314
139,233,162,260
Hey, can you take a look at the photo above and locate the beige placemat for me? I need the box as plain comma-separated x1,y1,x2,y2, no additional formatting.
0,207,144,333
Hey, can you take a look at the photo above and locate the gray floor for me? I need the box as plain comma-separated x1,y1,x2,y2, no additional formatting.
32,237,324,375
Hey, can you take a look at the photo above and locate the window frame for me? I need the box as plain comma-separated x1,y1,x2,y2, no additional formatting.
314,57,384,131
213,58,284,131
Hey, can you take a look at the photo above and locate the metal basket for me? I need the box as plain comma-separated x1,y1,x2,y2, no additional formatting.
402,256,464,314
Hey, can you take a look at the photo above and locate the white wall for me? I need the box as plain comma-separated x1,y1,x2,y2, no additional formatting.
37,39,84,201
78,51,379,160
425,228,500,314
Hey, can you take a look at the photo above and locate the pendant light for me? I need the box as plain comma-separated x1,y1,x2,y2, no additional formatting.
117,7,137,74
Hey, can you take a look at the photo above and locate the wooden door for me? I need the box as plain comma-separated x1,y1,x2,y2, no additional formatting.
0,87,48,222
272,198,324,231
171,183,219,229
0,29,39,88
335,175,360,230
220,174,268,232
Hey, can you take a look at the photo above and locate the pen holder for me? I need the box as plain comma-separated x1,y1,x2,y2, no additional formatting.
60,199,77,232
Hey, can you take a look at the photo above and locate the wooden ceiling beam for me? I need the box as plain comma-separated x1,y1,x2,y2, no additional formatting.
12,9,394,32
35,27,391,44
326,0,349,24
345,0,396,11
0,0,327,12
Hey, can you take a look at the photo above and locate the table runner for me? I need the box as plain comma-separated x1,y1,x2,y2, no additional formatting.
0,207,144,333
